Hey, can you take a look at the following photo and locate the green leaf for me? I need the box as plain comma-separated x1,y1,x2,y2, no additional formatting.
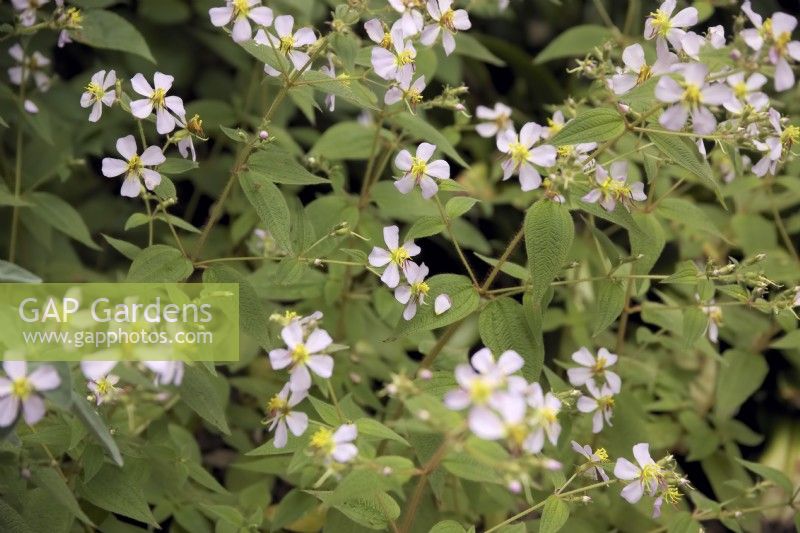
647,131,723,203
474,253,529,281
202,265,272,347
769,329,800,349
247,144,330,185
127,244,193,282
735,458,793,494
73,9,155,62
548,108,625,145
715,350,768,419
101,234,141,261
656,198,726,240
524,200,574,304
453,33,505,66
159,157,198,174
681,307,708,349
394,274,479,337
310,122,388,161
445,196,479,218
0,260,41,282
179,365,231,435
79,464,158,527
630,212,665,290
29,192,100,250
31,467,94,526
239,171,292,252
534,25,614,63
70,391,123,466
355,418,409,446
332,492,400,530
592,279,625,336
0,498,34,533
405,216,446,240
539,496,570,533
479,297,542,380
389,112,468,167
300,70,379,110
429,521,468,533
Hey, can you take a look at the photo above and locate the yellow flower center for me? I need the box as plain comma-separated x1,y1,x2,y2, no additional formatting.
706,306,723,323
380,32,393,49
762,18,773,38
598,395,615,410
508,141,530,166
775,31,792,55
411,281,429,297
407,88,423,105
637,64,653,85
94,377,114,396
150,88,166,108
649,10,672,37
547,118,563,136
507,424,528,446
233,0,250,18
734,82,748,99
291,343,310,364
267,394,289,414
280,35,295,53
410,156,427,178
664,486,682,504
640,463,663,485
557,145,574,158
539,406,558,424
86,81,105,100
310,427,334,452
187,114,205,136
593,356,607,373
126,154,142,175
682,84,701,107
396,49,414,66
468,378,492,404
390,247,411,265
66,7,82,27
12,377,32,399
440,9,455,31
594,447,609,462
781,125,800,149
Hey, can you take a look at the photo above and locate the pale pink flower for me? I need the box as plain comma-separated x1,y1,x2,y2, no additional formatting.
269,322,334,392
102,135,165,198
420,0,471,55
208,0,273,42
497,123,556,191
394,142,451,198
368,225,421,288
0,360,60,426
130,72,186,134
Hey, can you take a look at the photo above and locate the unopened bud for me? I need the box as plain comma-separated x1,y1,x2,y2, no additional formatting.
382,466,393,476
332,221,350,235
259,130,269,140
417,409,430,421
507,480,522,494
418,368,432,380
349,372,362,384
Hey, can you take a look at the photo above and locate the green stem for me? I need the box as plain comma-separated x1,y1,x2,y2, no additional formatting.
434,195,478,286
9,78,26,263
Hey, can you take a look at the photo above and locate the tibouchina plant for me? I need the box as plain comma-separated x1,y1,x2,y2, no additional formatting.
0,0,799,532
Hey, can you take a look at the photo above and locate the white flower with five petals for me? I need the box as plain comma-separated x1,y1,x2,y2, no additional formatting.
255,16,317,75
566,346,621,393
208,0,273,43
0,360,61,427
577,381,616,433
269,322,334,392
394,262,430,320
310,423,358,463
420,0,471,56
371,26,417,81
368,225,421,288
394,142,451,198
101,135,165,198
130,72,186,134
497,123,557,191
741,3,800,91
644,0,698,50
614,443,664,504
655,63,731,135
610,40,676,96
266,384,308,448
80,70,116,123
475,103,513,140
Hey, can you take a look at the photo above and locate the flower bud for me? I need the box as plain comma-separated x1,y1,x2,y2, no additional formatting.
259,130,269,140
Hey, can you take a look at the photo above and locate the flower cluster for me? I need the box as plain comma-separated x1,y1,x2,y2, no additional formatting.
444,348,564,457
568,347,620,433
266,312,359,463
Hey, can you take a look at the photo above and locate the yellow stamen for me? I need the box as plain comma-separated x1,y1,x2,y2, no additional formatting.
508,141,530,167
232,0,250,18
594,447,609,462
637,64,653,85
12,378,32,400
310,427,334,452
85,81,104,100
640,463,663,485
390,247,411,265
468,378,492,404
649,10,672,38
267,394,289,414
664,486,682,504
410,156,427,178
291,343,310,364
396,49,414,66
380,32,393,49
781,125,800,149
150,88,166,108
440,10,455,31
411,281,429,297
733,82,748,99
126,154,142,175
279,35,295,54
547,118,563,136
682,84,701,107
